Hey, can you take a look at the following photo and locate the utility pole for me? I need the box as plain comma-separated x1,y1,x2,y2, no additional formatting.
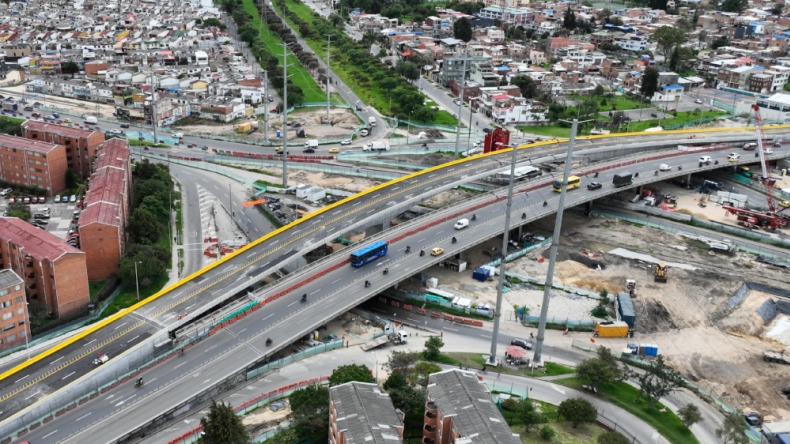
281,39,289,189
151,74,159,145
533,119,580,364
325,35,332,122
488,142,518,365
453,45,468,160
263,69,269,142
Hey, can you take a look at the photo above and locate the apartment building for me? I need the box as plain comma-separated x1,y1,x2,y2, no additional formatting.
424,369,521,444
0,217,89,319
79,139,131,280
0,269,28,352
329,382,404,444
21,121,105,179
0,134,67,195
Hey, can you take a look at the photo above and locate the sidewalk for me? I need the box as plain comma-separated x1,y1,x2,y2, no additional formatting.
142,331,668,444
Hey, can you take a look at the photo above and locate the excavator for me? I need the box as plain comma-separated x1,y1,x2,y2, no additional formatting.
654,263,669,283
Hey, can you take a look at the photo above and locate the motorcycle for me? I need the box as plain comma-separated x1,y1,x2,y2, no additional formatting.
135,378,144,388
655,170,659,176
594,172,599,178
383,268,389,275
364,280,371,288
301,294,307,303
451,237,457,244
266,338,272,346
419,250,425,257
521,213,527,219
405,246,411,253
471,214,476,221
543,201,548,207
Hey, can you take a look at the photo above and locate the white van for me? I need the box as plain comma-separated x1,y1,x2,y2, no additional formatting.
698,156,712,164
454,218,469,230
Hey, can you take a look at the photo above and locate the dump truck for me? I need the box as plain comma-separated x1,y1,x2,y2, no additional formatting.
595,321,630,338
654,263,668,283
360,330,408,351
613,172,634,188
764,349,790,365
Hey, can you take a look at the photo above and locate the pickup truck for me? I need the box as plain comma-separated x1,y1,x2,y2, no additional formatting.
93,353,109,365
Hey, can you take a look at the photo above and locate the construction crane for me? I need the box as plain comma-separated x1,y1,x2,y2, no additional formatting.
722,104,788,230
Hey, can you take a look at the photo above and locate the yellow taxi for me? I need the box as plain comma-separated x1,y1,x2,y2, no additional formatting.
430,247,444,256
329,147,339,154
779,200,790,208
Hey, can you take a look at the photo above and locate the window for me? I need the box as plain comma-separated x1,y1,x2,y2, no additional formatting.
3,324,14,331
17,308,24,315
2,313,11,320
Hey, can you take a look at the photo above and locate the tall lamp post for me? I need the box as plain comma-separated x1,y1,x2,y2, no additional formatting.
407,111,413,145
134,261,142,302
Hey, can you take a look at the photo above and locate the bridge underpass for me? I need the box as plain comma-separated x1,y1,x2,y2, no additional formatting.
7,136,790,443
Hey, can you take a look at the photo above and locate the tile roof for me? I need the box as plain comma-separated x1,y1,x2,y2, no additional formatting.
94,138,130,171
21,121,101,139
0,134,61,154
80,168,126,228
0,217,81,262
0,269,23,290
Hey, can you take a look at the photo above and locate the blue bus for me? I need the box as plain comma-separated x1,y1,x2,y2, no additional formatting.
350,240,388,267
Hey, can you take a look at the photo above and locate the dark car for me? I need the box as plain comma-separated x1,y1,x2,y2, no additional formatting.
303,148,315,153
120,123,130,128
587,181,603,190
511,338,533,350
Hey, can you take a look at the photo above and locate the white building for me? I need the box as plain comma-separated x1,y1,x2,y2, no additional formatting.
614,34,650,52
738,92,790,123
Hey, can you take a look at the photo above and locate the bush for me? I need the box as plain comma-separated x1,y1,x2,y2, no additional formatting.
540,425,556,441
591,304,608,318
500,398,519,411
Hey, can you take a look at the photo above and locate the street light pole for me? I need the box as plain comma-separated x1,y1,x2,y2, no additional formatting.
134,261,141,302
488,142,518,365
326,35,332,122
407,111,412,145
533,119,580,364
453,46,469,160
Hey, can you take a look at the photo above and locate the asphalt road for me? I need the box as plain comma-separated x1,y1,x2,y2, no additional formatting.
11,137,790,443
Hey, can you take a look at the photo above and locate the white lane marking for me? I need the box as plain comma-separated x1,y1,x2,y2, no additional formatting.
43,430,58,439
262,313,274,321
127,335,140,344
15,375,29,384
25,390,41,400
115,394,136,406
331,278,341,284
83,339,96,347
551,385,566,395
50,356,64,365
76,412,92,421
287,301,298,307
445,327,458,332
61,372,76,381
114,322,128,330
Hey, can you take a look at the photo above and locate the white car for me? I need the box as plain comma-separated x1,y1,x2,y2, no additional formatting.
727,153,740,162
340,139,351,145
659,163,671,171
694,98,703,104
0,188,11,196
698,156,712,164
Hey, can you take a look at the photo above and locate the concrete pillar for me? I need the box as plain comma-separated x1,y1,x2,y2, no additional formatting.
584,200,593,217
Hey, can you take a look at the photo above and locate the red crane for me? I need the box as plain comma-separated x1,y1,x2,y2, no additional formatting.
722,104,788,230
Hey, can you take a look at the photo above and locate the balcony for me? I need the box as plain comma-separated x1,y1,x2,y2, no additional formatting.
425,411,436,419
423,424,436,433
422,438,435,444
426,401,437,410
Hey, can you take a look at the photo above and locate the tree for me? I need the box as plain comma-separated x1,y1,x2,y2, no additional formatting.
576,356,616,392
716,413,749,444
200,400,250,444
328,12,344,28
411,361,442,386
387,351,422,372
65,168,78,189
119,251,167,288
203,18,223,28
5,204,30,220
540,425,556,441
633,356,684,408
557,398,597,428
563,8,577,30
423,336,444,360
678,403,702,428
516,398,546,432
641,67,659,99
650,26,687,59
289,385,329,441
395,61,420,81
329,364,375,386
669,47,681,72
62,61,80,78
598,431,630,444
712,36,729,49
720,0,748,13
512,75,539,99
127,208,161,245
453,17,472,43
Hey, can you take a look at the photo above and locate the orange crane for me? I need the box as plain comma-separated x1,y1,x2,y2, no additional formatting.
722,104,788,230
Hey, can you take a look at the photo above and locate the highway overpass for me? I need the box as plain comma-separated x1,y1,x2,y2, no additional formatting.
2,127,789,443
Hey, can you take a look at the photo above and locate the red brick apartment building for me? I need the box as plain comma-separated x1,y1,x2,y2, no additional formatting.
78,139,131,280
0,218,89,319
0,269,29,351
329,381,403,444
424,369,521,444
0,134,67,195
21,121,105,179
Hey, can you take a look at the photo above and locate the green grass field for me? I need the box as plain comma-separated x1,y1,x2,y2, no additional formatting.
595,95,648,111
626,110,726,132
556,377,697,444
503,400,608,443
241,0,326,103
518,125,571,138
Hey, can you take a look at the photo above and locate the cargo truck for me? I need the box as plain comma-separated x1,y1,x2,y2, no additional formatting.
763,349,790,365
304,139,319,149
595,321,630,338
363,141,389,151
84,115,98,124
368,116,376,127
360,330,408,351
613,172,634,188
617,292,636,329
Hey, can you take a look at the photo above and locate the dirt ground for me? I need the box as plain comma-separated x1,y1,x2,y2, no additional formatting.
178,108,359,141
424,212,790,419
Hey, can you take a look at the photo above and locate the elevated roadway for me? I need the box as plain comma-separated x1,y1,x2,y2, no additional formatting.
2,127,790,442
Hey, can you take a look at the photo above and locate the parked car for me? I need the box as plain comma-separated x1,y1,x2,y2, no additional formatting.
61,195,70,203
69,195,77,203
37,196,46,203
587,181,603,191
23,197,30,204
7,197,14,204
0,188,12,196
54,195,61,203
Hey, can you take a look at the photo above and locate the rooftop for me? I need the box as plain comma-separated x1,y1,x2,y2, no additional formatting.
0,269,23,290
330,382,403,443
80,168,127,228
21,120,101,139
0,217,82,262
427,369,521,444
0,134,61,154
94,138,130,172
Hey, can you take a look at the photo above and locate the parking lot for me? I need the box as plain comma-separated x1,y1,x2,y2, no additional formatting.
1,196,82,244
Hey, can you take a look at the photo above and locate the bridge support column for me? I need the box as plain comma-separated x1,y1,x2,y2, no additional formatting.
584,200,593,217
686,173,692,189
636,185,642,196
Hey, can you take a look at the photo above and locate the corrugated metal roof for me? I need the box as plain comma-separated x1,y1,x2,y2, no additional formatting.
0,217,80,262
0,134,60,154
21,121,101,139
79,139,130,229
93,139,130,171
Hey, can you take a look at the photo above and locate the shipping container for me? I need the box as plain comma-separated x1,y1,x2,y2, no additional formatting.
617,292,636,329
595,321,630,338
